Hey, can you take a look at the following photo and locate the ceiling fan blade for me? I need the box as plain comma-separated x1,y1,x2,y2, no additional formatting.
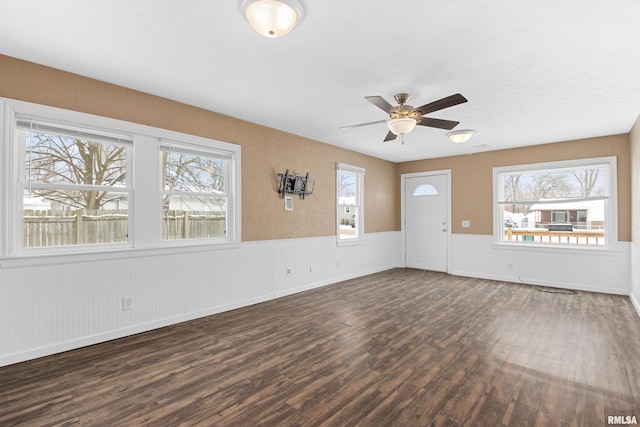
339,119,388,129
418,117,460,130
415,93,467,115
365,96,394,114
383,130,397,142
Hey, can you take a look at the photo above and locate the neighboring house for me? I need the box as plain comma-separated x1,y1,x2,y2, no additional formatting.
23,196,51,211
529,199,605,230
338,196,356,226
166,196,225,214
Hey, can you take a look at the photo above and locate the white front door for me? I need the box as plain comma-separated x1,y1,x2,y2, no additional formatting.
404,174,449,272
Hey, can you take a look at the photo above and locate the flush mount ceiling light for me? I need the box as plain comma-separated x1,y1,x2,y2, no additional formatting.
240,0,305,38
446,129,475,143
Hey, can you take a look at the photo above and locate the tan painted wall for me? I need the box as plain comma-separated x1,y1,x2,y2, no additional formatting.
1,55,632,243
0,55,400,241
398,136,632,241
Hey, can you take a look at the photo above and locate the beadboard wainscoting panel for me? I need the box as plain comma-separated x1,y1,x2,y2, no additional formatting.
451,234,631,295
0,231,402,366
271,231,403,298
631,242,640,318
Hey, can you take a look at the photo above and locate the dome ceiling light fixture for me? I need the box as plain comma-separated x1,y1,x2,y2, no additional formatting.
387,117,417,145
446,129,475,143
240,0,305,38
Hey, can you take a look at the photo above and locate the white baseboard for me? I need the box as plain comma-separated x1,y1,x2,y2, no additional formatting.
0,231,403,367
274,263,401,299
0,294,274,367
452,269,630,295
451,234,631,296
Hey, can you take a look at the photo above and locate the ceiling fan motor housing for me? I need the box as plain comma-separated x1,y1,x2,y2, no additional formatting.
390,104,421,121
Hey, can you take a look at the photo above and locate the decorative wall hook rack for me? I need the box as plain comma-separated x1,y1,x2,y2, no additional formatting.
278,169,314,199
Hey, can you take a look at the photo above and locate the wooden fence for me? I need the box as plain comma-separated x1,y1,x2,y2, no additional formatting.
163,210,226,240
23,210,226,247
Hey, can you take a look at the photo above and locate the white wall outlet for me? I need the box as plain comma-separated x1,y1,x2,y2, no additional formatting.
462,220,470,228
122,296,134,311
286,267,292,276
310,264,314,273
507,263,514,271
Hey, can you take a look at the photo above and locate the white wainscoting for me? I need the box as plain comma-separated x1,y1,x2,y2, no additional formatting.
0,231,402,367
631,242,640,318
451,234,631,295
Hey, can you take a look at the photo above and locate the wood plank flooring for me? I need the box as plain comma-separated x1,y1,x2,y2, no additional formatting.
1,269,639,426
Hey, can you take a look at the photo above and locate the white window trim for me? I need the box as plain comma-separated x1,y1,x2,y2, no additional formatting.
492,156,617,251
159,140,234,244
336,162,365,247
0,98,241,266
15,120,134,257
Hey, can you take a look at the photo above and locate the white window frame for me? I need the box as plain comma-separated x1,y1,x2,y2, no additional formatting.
493,156,617,251
159,141,233,243
336,162,365,247
0,98,241,265
15,119,134,255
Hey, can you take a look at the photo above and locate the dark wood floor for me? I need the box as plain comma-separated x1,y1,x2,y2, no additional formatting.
1,269,639,426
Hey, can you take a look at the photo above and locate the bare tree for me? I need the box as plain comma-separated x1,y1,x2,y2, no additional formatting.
503,173,523,213
27,131,225,212
26,133,126,211
338,172,356,199
569,168,601,197
162,151,225,208
525,172,572,200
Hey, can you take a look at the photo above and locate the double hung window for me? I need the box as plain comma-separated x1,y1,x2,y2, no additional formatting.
18,119,132,250
1,98,240,260
494,157,617,249
161,143,231,241
336,162,365,245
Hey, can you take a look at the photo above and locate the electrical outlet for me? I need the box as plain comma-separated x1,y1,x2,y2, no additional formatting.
310,264,314,273
122,296,134,311
286,267,292,276
507,264,514,271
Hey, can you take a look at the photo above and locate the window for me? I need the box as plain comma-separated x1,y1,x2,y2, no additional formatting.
161,143,231,241
336,162,365,245
551,211,567,223
413,184,438,196
18,119,132,250
1,98,240,260
494,157,616,248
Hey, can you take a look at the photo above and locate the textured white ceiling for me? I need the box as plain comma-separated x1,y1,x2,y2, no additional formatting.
1,0,639,162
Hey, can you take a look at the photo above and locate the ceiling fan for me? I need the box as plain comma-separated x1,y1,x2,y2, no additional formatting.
342,93,468,143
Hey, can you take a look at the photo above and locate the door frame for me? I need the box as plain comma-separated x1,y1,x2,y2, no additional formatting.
401,170,452,273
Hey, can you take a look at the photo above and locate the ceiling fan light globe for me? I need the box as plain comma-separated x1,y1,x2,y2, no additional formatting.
243,0,300,38
446,129,475,143
387,118,417,136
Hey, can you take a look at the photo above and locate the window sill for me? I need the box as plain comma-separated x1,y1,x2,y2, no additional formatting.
491,241,622,257
0,242,241,269
336,237,365,247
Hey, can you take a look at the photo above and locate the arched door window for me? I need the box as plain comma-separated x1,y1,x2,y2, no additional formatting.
413,184,438,196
